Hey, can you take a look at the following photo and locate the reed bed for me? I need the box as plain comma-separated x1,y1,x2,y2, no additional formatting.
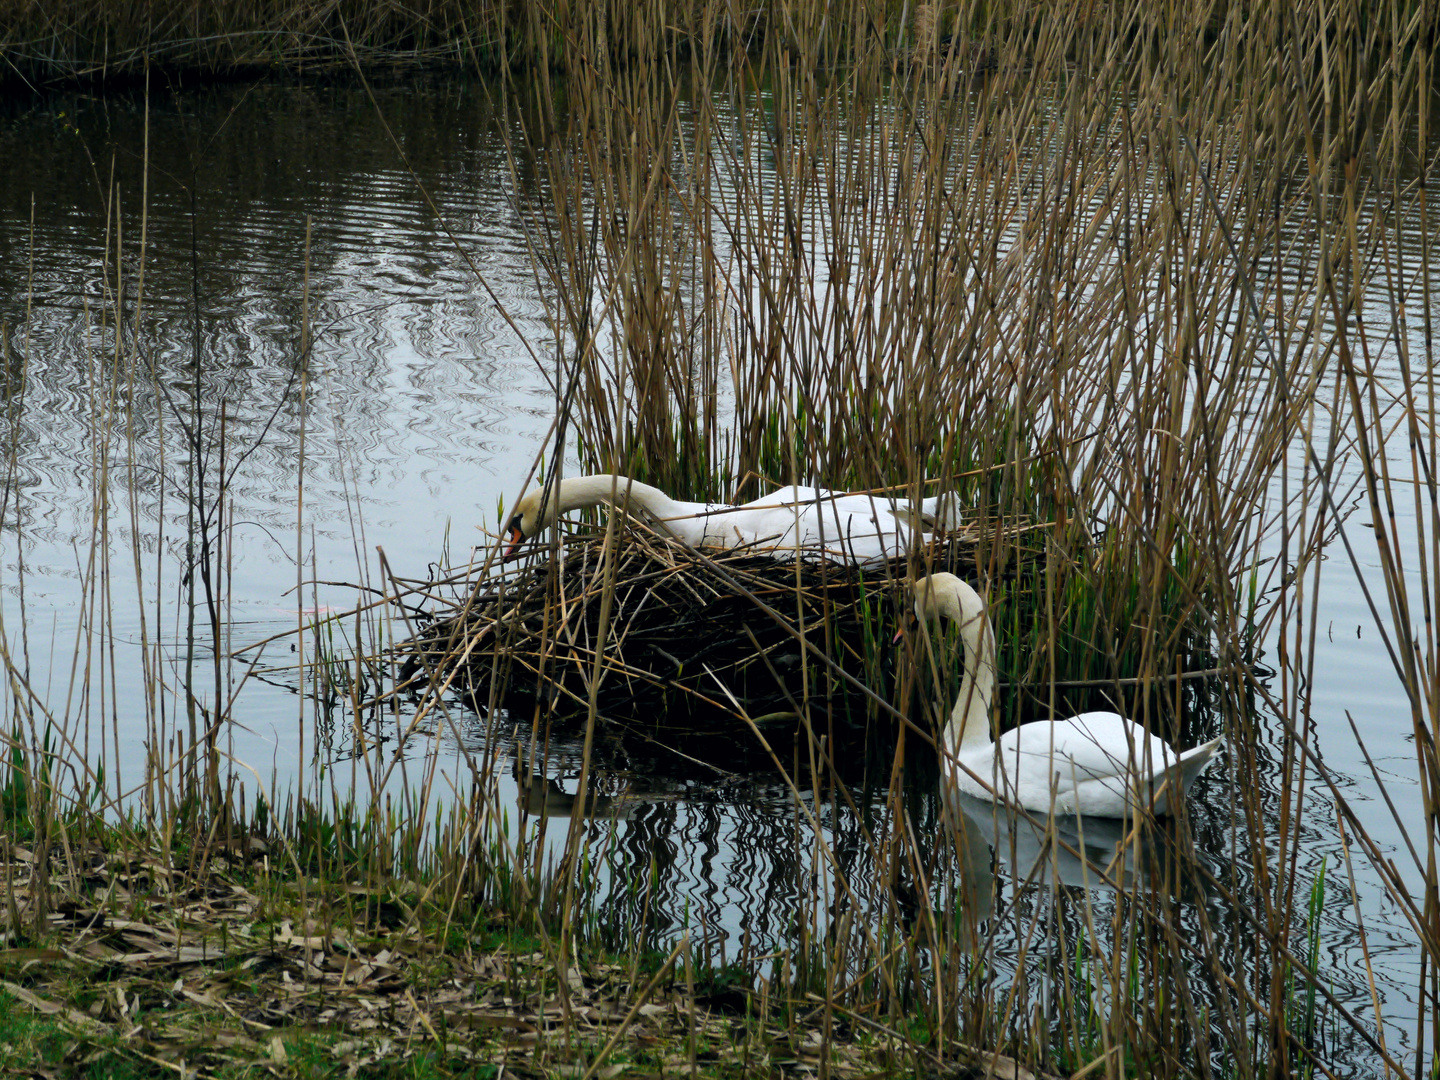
0,0,1436,1077
387,0,1438,1070
397,514,1226,743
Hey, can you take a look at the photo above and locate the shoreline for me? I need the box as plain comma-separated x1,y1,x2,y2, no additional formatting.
0,814,1041,1079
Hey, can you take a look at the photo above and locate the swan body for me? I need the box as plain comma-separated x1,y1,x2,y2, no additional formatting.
911,573,1221,818
503,474,959,566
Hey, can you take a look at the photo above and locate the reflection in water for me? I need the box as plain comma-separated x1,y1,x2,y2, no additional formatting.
467,705,1386,1075
0,78,555,586
943,789,1211,959
513,757,644,821
518,772,637,821
499,721,894,961
948,789,1200,896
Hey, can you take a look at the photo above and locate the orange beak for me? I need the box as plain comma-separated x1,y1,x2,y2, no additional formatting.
502,525,525,561
892,611,915,645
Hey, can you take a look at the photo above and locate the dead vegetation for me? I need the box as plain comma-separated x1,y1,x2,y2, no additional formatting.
394,516,1047,728
0,837,1051,1080
0,0,903,84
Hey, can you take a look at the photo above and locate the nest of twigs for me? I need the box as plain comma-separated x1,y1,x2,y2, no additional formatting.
396,522,1046,728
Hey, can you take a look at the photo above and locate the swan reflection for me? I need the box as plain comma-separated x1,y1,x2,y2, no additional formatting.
516,772,638,821
948,789,1202,898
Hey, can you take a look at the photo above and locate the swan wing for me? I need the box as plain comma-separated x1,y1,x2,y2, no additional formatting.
802,498,910,563
918,492,962,529
602,483,919,562
637,484,949,562
996,713,1184,781
888,492,962,530
649,500,724,546
738,485,829,507
722,491,912,564
979,713,1193,815
693,486,826,546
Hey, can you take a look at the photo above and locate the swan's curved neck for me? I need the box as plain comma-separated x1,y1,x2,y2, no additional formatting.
552,475,692,529
944,591,996,753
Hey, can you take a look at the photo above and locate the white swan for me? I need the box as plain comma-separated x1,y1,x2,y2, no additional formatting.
908,573,1222,817
502,474,960,566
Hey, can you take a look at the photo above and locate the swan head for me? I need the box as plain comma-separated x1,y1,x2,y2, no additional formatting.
502,476,639,559
912,572,986,631
502,485,557,560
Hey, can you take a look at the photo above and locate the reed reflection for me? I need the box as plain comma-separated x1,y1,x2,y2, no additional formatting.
514,762,638,821
508,731,887,963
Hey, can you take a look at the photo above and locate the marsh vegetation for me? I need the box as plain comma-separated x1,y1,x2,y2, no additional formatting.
0,0,1436,1077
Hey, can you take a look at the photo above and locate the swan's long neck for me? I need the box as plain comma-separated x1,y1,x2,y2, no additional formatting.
943,589,996,753
550,475,695,534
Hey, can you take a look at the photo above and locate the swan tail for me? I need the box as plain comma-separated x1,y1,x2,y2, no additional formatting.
918,492,963,530
1174,737,1223,791
1146,737,1223,813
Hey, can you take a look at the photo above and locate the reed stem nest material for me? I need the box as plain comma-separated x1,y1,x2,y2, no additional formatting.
395,516,1047,728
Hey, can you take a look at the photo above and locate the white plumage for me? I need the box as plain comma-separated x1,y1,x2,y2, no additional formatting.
910,572,1222,817
502,474,960,566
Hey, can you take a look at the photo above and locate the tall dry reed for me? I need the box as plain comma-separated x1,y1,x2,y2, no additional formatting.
470,0,1438,1075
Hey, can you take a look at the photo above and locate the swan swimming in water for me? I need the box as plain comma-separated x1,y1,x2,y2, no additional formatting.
502,474,960,566
906,572,1222,817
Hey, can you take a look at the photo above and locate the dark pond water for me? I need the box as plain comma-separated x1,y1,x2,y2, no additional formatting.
0,75,1427,1073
